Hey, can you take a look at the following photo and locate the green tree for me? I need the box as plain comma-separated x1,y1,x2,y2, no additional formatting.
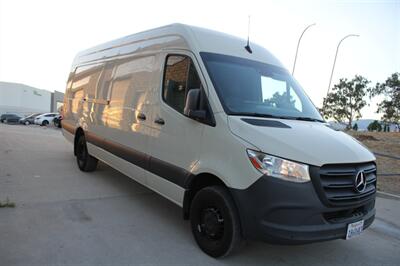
367,120,382,132
352,123,358,131
383,123,391,132
322,75,370,129
371,73,400,126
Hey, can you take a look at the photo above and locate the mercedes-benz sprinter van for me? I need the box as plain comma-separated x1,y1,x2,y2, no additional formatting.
62,24,377,257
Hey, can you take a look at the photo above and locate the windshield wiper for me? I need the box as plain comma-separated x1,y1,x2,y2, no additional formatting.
293,117,325,123
230,112,324,122
230,112,289,120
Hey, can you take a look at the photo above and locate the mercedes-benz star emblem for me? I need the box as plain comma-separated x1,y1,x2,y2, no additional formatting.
354,171,367,193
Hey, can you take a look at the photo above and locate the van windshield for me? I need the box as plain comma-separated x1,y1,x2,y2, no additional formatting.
200,52,324,122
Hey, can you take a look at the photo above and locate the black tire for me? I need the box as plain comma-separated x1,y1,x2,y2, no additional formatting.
76,134,98,172
42,120,49,126
25,121,30,125
190,186,242,258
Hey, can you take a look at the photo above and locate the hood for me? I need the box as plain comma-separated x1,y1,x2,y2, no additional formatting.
228,116,375,167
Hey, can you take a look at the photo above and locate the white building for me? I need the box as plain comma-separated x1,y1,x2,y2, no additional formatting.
0,81,63,115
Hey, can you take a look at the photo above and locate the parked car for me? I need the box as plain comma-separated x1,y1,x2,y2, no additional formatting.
1,113,19,123
62,24,377,258
19,113,43,125
1,113,22,124
53,114,63,128
34,113,59,126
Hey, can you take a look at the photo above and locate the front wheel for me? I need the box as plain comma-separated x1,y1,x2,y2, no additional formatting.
41,120,49,126
76,134,98,172
190,186,242,258
25,121,30,125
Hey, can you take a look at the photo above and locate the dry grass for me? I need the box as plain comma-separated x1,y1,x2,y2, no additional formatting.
347,131,400,195
350,132,400,157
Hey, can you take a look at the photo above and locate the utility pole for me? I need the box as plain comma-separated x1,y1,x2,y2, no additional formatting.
327,34,359,95
292,23,316,76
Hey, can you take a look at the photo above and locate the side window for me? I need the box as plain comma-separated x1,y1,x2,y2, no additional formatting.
71,64,102,100
162,55,201,114
96,63,114,101
86,65,102,100
109,56,155,108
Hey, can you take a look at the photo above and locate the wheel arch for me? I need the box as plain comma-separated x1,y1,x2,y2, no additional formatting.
183,172,231,220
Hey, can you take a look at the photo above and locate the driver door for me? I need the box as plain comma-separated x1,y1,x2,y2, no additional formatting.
146,51,207,205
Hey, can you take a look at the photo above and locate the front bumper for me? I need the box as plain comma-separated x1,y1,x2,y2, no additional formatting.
229,175,376,244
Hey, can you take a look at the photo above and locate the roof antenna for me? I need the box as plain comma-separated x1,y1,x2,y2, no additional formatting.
244,15,253,54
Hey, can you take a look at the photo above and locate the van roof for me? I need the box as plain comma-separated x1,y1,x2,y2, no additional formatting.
72,23,284,69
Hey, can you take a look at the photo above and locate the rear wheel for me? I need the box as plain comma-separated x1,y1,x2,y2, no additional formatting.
25,121,30,125
76,134,98,172
190,186,242,258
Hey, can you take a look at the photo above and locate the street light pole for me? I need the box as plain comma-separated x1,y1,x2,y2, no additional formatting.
327,34,360,95
292,23,316,76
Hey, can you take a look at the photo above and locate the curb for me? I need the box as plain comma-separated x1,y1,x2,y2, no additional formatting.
374,152,400,160
377,191,400,200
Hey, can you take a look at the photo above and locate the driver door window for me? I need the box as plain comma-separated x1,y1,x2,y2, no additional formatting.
162,55,201,114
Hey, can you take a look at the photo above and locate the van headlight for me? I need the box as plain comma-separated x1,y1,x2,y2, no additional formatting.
246,150,310,183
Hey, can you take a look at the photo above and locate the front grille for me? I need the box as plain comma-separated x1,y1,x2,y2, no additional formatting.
311,162,377,206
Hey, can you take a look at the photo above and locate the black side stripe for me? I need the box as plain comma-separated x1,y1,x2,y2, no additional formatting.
86,131,150,170
149,156,193,188
62,121,75,135
83,130,194,189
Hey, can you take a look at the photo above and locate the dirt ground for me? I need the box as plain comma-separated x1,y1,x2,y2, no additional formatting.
348,131,400,195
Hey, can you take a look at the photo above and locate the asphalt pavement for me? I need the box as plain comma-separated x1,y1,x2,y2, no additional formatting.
0,123,399,265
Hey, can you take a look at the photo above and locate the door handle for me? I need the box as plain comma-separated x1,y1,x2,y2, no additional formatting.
154,117,165,125
137,113,146,121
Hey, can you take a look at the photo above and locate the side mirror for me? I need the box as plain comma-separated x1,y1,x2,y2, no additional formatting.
184,88,206,120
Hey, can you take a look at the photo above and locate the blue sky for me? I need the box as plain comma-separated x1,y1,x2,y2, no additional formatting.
0,0,398,119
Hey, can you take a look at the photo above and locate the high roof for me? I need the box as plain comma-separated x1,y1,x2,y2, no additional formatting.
72,23,284,69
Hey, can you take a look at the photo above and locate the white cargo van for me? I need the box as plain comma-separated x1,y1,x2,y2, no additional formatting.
62,24,377,257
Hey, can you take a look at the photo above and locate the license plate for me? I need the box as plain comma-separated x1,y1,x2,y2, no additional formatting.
346,220,364,240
